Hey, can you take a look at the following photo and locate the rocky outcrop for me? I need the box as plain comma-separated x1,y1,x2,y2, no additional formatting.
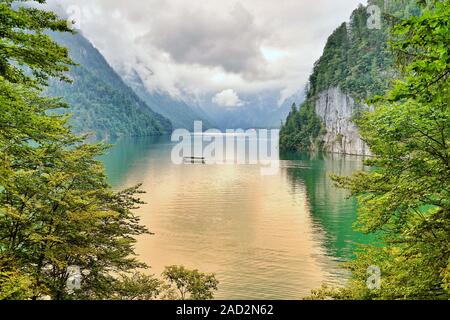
314,87,371,156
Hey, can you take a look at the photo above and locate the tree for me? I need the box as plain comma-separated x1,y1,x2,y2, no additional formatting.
279,0,418,153
0,82,151,298
0,256,33,300
110,273,164,301
1,1,214,301
280,100,323,152
163,266,219,300
0,1,151,300
317,1,450,300
0,0,74,87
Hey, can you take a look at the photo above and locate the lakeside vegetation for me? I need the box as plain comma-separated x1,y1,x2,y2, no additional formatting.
280,0,419,153
47,32,172,139
308,0,450,299
0,0,448,301
0,0,216,300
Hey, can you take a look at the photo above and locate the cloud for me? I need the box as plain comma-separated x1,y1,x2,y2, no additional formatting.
47,0,364,105
212,89,244,107
137,3,268,79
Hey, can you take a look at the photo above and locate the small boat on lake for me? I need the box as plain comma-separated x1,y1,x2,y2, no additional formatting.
183,156,206,164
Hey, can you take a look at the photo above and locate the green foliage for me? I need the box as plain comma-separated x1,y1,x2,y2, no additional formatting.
280,0,420,153
0,80,151,299
126,69,215,131
280,102,323,152
312,1,450,300
109,272,164,301
0,1,209,301
308,1,397,101
47,33,172,139
163,265,219,300
308,0,422,101
100,266,219,301
0,0,74,87
0,35,151,296
0,256,33,300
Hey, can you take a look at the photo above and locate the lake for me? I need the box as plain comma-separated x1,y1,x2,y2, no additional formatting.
101,135,369,300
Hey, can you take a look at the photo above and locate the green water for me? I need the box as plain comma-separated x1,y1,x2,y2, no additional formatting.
101,135,370,299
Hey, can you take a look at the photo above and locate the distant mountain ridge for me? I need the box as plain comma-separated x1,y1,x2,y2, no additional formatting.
198,90,303,130
119,68,216,131
48,31,300,136
47,32,172,139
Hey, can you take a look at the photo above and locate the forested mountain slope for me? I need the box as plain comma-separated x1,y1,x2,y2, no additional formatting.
280,0,420,155
120,69,215,131
47,32,172,139
199,89,303,130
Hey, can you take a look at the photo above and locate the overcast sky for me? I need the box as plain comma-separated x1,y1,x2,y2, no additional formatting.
49,0,364,106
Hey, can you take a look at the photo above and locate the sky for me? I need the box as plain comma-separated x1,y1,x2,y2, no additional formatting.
48,0,365,107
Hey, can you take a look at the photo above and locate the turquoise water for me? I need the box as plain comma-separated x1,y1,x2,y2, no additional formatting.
101,135,370,299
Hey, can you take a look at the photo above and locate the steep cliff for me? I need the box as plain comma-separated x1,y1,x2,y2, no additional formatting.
280,0,419,155
315,87,371,156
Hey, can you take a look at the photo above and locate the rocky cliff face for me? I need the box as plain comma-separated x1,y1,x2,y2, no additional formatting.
314,87,371,156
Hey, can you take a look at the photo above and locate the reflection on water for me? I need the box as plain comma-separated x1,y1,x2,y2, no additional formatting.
101,136,370,300
281,152,372,261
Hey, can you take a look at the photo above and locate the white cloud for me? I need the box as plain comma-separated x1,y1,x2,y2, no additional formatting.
47,0,364,105
136,3,268,78
261,47,289,62
212,89,244,107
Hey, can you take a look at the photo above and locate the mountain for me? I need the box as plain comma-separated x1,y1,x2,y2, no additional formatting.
119,68,216,131
198,90,304,130
277,90,306,122
49,30,297,134
280,0,420,155
47,32,172,139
